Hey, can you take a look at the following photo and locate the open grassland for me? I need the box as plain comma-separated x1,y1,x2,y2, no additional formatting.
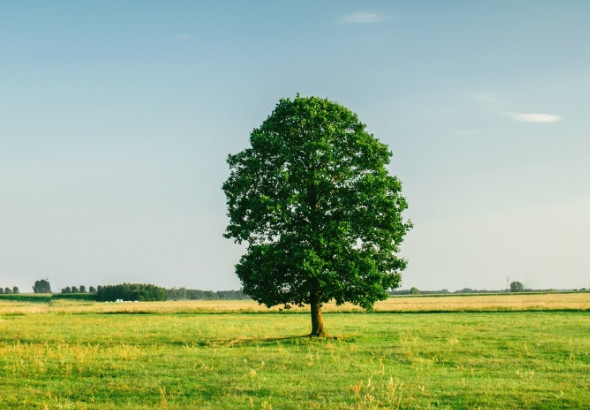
1,294,589,408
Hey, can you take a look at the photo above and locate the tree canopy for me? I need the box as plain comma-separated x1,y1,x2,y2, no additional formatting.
510,281,525,292
223,95,411,336
33,279,51,294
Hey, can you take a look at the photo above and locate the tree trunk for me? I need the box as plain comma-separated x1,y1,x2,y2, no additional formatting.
309,291,326,337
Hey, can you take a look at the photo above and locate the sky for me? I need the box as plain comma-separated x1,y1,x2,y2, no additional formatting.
1,1,589,293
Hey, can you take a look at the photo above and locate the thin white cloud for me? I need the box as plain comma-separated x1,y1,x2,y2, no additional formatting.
506,112,562,123
472,93,563,124
340,12,387,24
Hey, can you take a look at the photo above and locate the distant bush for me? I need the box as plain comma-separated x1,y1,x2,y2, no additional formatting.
96,283,167,302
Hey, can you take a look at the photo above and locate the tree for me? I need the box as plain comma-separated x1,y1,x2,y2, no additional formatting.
510,281,524,292
12,286,19,294
79,285,87,293
4,287,11,294
33,279,51,294
410,287,421,295
223,95,411,336
89,286,96,293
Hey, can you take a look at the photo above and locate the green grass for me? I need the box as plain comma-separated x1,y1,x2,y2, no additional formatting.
51,293,96,301
0,304,589,408
0,293,53,302
0,293,96,302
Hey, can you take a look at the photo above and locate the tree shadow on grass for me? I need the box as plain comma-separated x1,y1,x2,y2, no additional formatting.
188,334,352,348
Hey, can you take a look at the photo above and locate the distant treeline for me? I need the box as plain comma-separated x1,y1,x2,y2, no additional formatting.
61,285,97,294
167,287,249,301
96,283,167,302
0,286,19,294
390,287,589,295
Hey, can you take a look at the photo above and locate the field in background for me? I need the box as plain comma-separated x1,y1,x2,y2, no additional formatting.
1,292,589,315
1,293,589,408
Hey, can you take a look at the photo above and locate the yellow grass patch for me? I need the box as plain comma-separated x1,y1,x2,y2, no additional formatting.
373,292,590,312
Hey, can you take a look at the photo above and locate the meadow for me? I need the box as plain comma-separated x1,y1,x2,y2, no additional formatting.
1,294,589,408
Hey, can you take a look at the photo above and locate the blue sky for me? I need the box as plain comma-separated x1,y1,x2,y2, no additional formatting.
1,1,589,292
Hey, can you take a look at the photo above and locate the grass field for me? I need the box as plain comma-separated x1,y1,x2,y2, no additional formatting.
1,294,589,408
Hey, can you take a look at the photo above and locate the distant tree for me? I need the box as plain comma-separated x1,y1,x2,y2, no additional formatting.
79,285,87,293
0,288,4,294
4,287,11,294
62,287,71,294
510,281,524,292
89,286,96,293
223,95,411,336
410,287,421,295
71,286,79,293
12,286,19,294
33,279,51,294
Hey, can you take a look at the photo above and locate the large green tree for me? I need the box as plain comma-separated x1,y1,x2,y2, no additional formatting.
223,95,411,336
